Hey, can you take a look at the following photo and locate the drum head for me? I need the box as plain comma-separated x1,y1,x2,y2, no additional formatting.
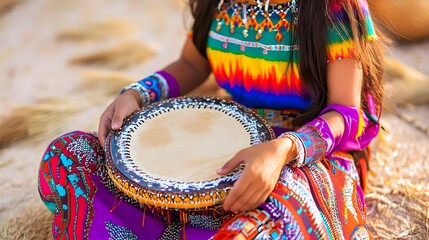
106,97,273,196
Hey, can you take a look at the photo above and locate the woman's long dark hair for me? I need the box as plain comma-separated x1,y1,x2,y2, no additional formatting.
189,0,384,125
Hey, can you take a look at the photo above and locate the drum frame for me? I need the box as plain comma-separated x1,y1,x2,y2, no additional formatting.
105,96,274,210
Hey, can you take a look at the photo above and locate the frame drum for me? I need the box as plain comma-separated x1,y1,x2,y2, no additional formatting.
105,97,274,210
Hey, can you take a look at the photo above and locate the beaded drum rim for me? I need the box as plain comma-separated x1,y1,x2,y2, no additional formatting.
105,96,274,209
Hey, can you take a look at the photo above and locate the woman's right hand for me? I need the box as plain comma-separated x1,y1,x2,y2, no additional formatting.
98,90,142,146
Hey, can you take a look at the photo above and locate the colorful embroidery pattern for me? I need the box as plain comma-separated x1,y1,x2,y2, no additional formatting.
38,131,104,239
296,125,328,165
214,157,371,239
207,0,377,110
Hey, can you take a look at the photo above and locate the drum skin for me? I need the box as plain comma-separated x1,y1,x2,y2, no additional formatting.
105,96,274,212
368,0,429,41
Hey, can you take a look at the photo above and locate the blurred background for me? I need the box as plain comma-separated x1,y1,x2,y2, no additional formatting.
0,0,428,239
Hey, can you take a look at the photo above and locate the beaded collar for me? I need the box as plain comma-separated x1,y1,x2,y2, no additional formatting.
215,0,298,42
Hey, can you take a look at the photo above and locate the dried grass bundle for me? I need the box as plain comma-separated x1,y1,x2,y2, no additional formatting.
384,57,429,108
69,41,155,69
0,70,136,148
78,70,136,96
0,98,88,148
57,19,134,41
0,204,51,240
0,0,22,15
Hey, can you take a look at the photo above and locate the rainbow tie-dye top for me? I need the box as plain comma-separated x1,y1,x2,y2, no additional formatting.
206,0,376,110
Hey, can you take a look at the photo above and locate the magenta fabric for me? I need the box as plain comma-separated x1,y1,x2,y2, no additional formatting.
320,104,379,152
89,175,216,239
157,70,181,98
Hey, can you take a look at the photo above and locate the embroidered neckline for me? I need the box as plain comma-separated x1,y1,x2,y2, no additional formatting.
215,0,298,42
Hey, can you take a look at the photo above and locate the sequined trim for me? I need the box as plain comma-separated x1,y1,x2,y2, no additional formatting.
105,221,138,240
209,31,298,51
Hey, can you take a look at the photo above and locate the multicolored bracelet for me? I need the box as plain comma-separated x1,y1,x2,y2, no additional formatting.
120,70,180,106
278,131,305,167
278,125,327,167
121,82,152,105
278,102,380,167
305,117,335,156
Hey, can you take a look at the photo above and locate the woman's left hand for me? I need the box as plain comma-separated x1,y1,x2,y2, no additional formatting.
217,138,296,212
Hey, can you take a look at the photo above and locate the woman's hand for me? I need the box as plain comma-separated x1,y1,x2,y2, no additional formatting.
98,90,141,146
217,138,297,212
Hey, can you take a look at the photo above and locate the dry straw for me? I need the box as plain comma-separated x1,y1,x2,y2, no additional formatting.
383,58,429,136
0,99,78,148
384,57,429,107
0,0,22,15
57,19,135,41
365,127,429,239
69,40,155,69
0,204,51,240
0,97,94,149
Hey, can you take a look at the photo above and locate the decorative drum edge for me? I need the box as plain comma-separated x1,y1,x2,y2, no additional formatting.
105,96,275,210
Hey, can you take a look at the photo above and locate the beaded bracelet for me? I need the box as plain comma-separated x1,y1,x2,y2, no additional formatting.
120,82,152,105
120,71,180,106
294,125,327,165
305,117,335,156
278,102,380,167
278,125,327,168
278,132,305,167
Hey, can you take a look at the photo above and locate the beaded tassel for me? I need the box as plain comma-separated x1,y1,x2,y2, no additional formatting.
291,0,298,24
217,0,224,10
255,0,263,40
242,3,249,37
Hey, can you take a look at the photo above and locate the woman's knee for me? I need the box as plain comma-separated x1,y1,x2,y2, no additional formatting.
41,131,104,173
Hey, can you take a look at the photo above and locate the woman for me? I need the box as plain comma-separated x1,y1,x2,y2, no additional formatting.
38,0,384,239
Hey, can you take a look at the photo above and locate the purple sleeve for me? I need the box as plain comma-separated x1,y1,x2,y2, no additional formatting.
280,94,380,166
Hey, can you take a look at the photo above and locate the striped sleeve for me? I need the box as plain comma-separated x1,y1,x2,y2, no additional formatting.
326,0,377,62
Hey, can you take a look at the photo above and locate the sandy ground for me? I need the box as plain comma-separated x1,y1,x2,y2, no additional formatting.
0,0,428,239
0,0,188,225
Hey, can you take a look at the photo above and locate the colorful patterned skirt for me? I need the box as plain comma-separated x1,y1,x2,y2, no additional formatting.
38,130,371,239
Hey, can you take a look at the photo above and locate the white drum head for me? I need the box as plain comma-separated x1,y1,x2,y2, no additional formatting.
129,107,250,182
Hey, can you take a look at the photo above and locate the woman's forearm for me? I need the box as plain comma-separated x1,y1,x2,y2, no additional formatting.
163,58,211,95
162,38,212,95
